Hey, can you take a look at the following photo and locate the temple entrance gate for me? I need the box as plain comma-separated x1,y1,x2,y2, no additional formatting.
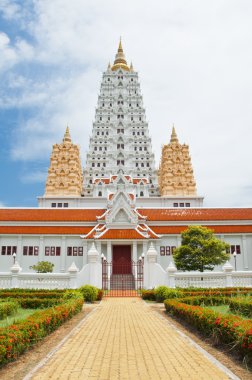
102,245,143,297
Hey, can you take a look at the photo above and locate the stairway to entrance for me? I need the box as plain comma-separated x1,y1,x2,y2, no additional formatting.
110,274,135,290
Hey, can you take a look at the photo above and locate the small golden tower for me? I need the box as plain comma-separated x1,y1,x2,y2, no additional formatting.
159,127,197,196
111,38,130,71
45,127,83,196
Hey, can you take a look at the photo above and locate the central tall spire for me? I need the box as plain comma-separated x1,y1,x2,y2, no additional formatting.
111,38,130,71
83,40,159,197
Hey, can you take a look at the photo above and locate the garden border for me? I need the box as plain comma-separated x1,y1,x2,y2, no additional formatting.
144,301,240,380
23,303,100,380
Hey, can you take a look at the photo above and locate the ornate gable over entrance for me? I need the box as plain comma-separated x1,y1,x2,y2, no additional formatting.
106,190,137,226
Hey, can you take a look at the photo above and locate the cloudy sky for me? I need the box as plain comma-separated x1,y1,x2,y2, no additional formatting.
0,0,252,207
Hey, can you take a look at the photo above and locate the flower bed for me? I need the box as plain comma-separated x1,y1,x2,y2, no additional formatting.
0,297,83,366
164,298,252,364
182,289,252,297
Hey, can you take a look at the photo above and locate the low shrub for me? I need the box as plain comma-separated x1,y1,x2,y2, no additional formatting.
0,292,63,300
181,288,252,298
141,290,156,301
0,301,19,320
18,298,63,309
229,298,252,318
63,290,83,300
79,285,98,303
154,286,183,302
164,298,252,365
0,296,83,366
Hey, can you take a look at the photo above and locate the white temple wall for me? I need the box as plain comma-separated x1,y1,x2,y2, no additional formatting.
0,233,252,274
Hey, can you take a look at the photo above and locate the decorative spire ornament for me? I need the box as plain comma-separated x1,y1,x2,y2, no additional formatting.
63,126,72,144
170,125,179,144
111,38,130,71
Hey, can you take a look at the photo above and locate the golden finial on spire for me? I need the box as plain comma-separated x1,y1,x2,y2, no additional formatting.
111,38,130,71
130,62,134,72
107,62,111,71
63,125,72,144
170,125,179,144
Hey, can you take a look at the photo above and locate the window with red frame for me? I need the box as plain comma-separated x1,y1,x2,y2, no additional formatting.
45,246,61,256
1,246,17,255
23,246,39,256
67,247,83,256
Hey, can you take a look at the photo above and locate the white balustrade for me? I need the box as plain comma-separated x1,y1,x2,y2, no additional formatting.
0,263,252,289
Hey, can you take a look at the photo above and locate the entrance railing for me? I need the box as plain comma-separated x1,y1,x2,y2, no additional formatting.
102,259,143,297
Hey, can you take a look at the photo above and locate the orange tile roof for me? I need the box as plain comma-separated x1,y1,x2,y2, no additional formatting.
0,226,92,235
1,224,252,236
139,208,252,221
0,209,105,222
96,229,149,239
152,225,252,234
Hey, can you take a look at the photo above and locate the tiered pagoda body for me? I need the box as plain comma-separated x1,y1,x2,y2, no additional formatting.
83,40,159,198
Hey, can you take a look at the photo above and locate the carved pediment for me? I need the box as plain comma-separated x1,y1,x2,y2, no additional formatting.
106,190,138,226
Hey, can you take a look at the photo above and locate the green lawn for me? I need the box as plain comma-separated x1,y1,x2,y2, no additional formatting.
205,305,230,314
0,308,41,328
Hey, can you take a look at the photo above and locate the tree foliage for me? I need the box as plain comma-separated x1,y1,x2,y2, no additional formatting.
29,261,54,273
173,225,230,272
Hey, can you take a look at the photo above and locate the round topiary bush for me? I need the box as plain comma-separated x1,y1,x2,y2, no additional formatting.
78,285,98,303
63,290,83,300
154,286,183,302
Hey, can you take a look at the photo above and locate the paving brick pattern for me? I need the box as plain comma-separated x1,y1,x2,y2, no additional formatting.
31,298,229,380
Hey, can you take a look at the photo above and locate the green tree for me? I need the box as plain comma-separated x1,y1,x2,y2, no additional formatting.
29,261,54,273
173,225,230,272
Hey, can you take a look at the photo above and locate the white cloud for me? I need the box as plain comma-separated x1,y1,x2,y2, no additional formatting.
1,0,252,206
0,0,21,20
21,170,48,184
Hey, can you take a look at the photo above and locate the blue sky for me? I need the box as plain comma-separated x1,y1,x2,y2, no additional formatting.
0,0,252,207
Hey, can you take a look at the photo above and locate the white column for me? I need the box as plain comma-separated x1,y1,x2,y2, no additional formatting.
88,242,102,288
144,242,158,289
132,241,137,262
39,236,44,261
61,236,66,272
166,262,177,288
222,261,233,287
107,241,112,262
96,241,101,254
242,235,249,270
82,240,88,267
142,241,148,256
17,235,23,267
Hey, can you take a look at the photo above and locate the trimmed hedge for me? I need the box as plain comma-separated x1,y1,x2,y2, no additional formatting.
155,287,183,302
141,290,156,301
141,287,183,302
0,301,19,320
0,292,64,299
229,298,252,318
182,290,252,298
0,297,83,366
18,298,63,309
164,298,252,364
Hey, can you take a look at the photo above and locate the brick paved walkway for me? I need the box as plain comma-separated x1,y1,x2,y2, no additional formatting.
30,298,231,380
